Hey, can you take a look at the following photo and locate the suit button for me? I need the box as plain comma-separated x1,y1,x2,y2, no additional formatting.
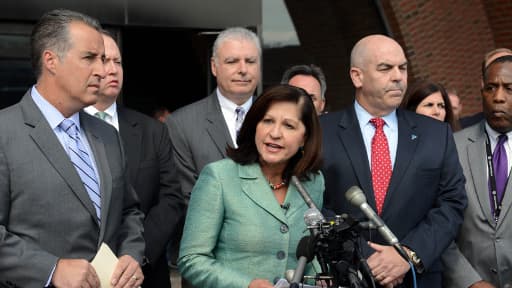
490,268,498,274
280,224,289,233
276,250,286,260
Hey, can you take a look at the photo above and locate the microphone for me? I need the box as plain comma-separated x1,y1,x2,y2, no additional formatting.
280,203,290,211
304,207,324,227
291,175,319,211
290,236,315,288
345,186,409,262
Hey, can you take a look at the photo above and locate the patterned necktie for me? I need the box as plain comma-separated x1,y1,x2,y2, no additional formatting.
235,106,246,137
370,118,392,215
492,134,508,214
59,119,101,223
95,111,108,121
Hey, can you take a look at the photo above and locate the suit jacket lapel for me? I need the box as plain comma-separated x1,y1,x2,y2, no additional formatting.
239,163,287,224
81,112,111,238
205,92,234,156
21,95,99,224
384,110,419,213
465,123,495,226
117,107,142,180
338,107,376,208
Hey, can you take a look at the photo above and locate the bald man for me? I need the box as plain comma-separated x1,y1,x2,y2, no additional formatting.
320,34,466,287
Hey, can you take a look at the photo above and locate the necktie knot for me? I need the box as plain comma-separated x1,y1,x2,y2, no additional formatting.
370,118,386,130
59,119,78,138
95,111,108,121
497,134,508,147
235,107,245,121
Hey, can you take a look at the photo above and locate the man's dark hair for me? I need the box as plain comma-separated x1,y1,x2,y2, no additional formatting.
31,9,102,78
281,64,327,100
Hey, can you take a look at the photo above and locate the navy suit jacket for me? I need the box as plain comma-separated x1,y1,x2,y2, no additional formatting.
320,106,467,287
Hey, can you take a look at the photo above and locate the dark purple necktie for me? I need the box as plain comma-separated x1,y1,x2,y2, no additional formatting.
492,134,508,212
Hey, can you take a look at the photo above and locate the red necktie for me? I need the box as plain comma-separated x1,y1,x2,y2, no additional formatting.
370,118,392,215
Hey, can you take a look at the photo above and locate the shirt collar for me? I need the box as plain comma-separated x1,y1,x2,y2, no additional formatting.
31,85,80,130
84,102,117,118
216,88,253,114
354,99,398,131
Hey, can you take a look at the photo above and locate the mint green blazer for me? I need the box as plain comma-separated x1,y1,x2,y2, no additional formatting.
178,159,324,288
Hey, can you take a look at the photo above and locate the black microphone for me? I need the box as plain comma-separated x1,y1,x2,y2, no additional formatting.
345,186,409,262
291,175,319,211
290,236,315,288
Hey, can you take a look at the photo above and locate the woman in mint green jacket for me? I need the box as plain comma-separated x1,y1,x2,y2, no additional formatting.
178,85,324,288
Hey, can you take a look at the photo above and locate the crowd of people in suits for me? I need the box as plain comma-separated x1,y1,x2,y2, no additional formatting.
0,7,511,288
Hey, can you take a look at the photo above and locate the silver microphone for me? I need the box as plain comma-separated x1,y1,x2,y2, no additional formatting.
304,207,325,226
345,186,410,263
291,175,319,211
345,186,399,245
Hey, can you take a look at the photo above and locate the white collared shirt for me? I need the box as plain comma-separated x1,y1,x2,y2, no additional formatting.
216,88,253,147
84,102,119,131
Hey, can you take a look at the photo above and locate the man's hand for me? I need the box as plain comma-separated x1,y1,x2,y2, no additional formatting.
111,255,143,288
367,242,410,286
470,281,496,288
248,278,274,288
52,259,100,288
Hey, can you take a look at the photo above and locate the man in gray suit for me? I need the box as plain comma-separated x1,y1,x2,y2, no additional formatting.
165,27,261,202
0,9,144,287
442,55,512,287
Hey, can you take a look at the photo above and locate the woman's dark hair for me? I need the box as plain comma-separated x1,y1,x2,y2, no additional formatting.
401,80,460,131
227,84,322,180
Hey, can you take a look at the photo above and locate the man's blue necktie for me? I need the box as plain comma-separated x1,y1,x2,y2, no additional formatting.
59,119,101,223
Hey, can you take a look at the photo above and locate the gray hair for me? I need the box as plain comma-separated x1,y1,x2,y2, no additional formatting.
212,27,261,63
281,64,327,100
31,9,102,78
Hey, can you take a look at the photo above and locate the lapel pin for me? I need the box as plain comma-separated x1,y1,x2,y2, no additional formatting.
411,134,417,140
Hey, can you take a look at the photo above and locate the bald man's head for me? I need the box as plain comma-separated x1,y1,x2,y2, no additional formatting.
350,34,405,69
349,34,408,117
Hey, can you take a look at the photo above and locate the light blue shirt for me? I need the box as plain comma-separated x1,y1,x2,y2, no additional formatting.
31,86,101,287
354,100,398,168
31,86,101,181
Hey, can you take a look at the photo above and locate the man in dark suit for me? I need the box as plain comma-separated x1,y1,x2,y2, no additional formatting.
165,27,261,202
85,31,185,287
320,34,466,287
0,9,144,287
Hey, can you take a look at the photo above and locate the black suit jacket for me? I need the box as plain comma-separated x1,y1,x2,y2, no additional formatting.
320,106,467,287
118,106,185,287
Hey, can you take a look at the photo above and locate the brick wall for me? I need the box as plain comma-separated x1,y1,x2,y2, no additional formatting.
381,0,510,116
283,0,512,116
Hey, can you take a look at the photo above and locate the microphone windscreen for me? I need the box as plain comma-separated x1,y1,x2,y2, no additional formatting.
345,186,367,206
296,236,315,262
304,208,324,226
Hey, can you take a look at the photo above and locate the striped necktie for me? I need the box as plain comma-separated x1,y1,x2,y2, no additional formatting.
235,106,246,137
59,119,101,223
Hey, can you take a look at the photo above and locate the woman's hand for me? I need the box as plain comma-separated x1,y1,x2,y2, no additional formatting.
248,278,274,288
